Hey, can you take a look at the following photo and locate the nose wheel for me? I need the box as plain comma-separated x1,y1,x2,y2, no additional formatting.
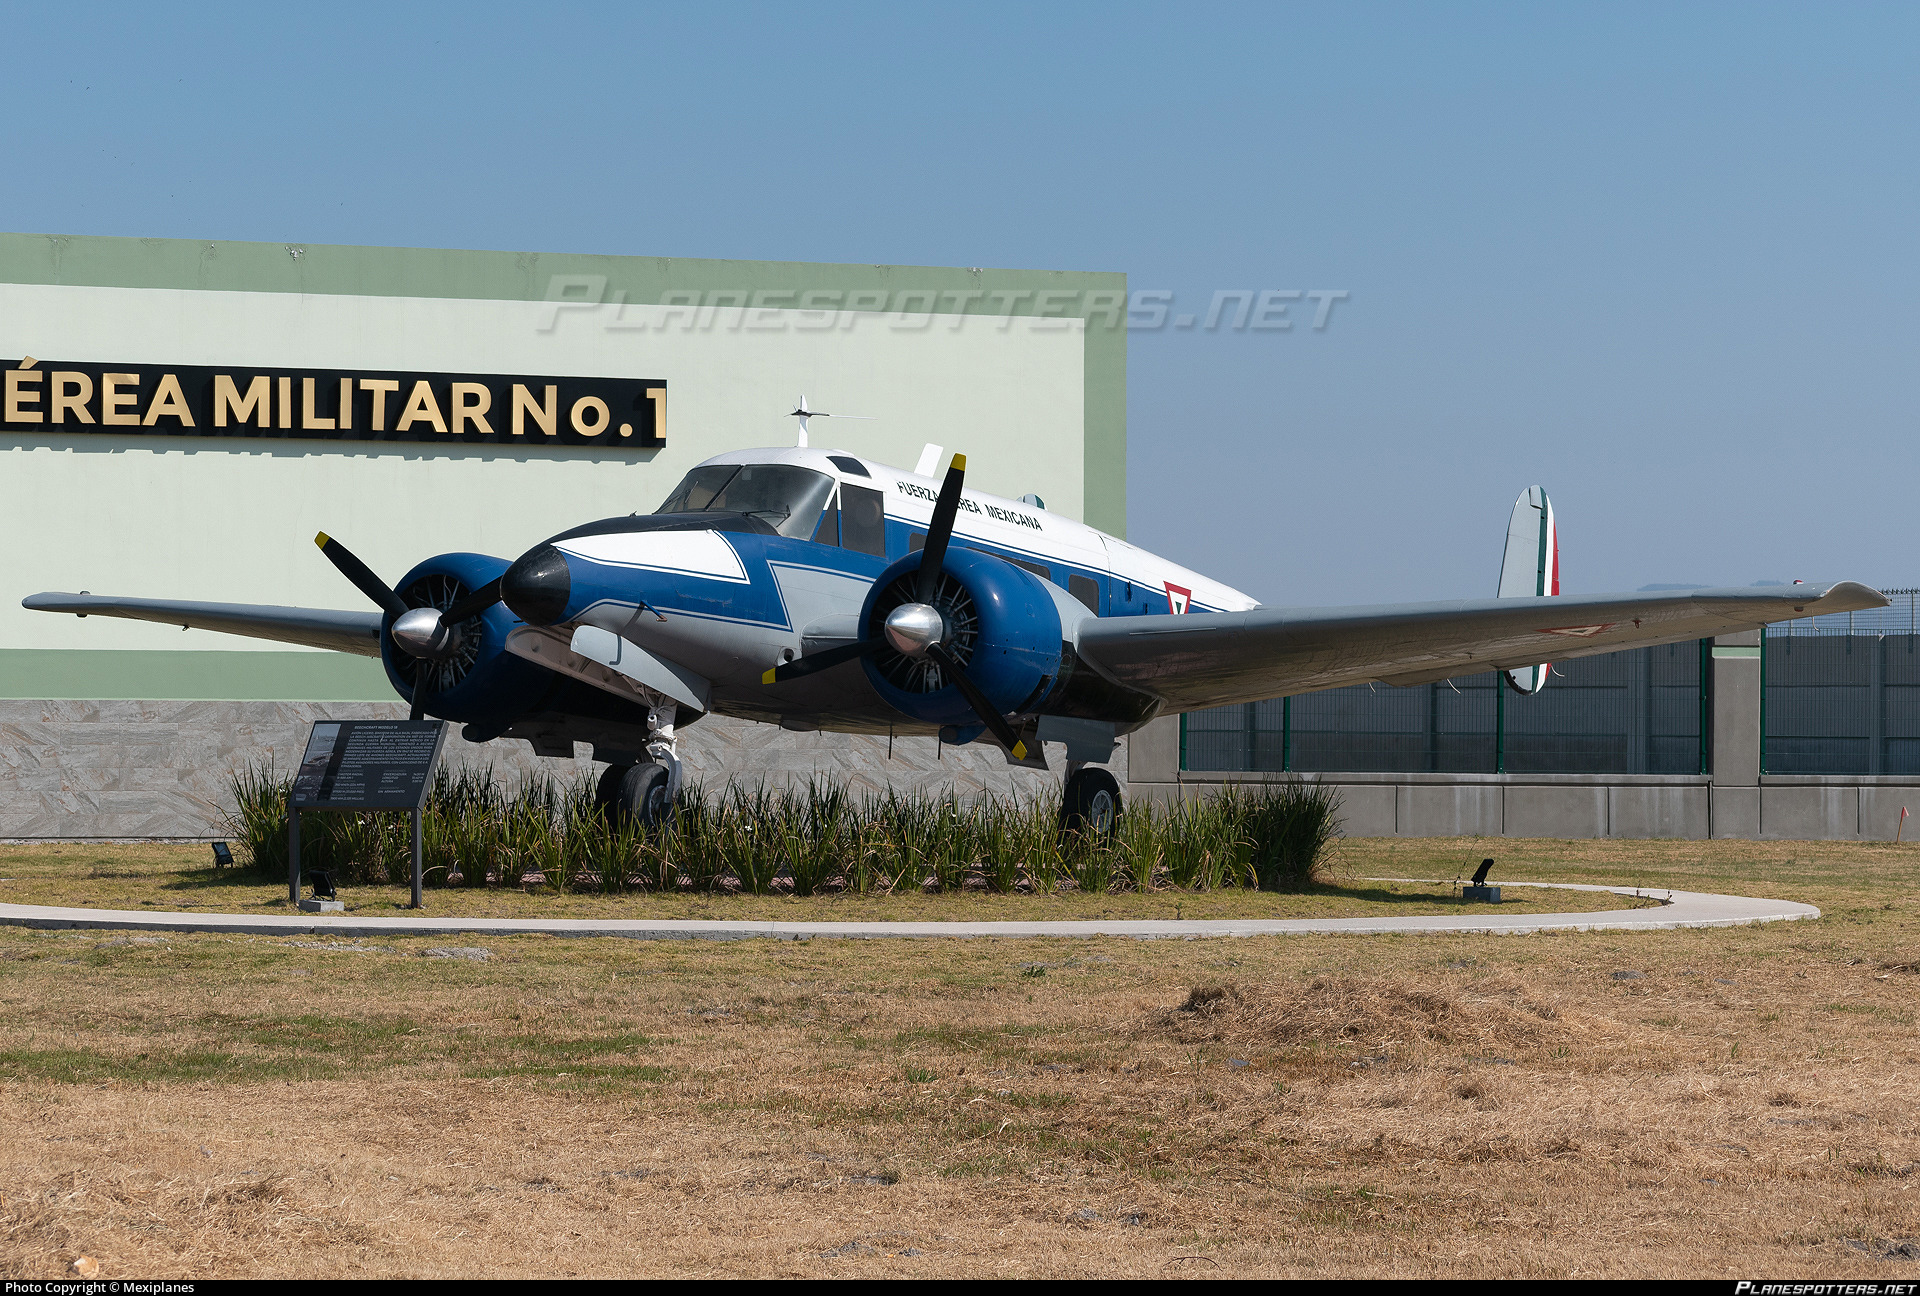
1060,766,1122,835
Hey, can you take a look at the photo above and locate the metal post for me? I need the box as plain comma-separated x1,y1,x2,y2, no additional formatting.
287,807,300,904
1281,695,1292,772
411,807,424,909
1495,675,1507,774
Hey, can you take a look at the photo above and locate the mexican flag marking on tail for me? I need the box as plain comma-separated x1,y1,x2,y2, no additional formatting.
1497,485,1558,694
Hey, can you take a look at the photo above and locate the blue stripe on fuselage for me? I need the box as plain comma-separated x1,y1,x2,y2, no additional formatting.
562,533,891,631
560,525,1223,629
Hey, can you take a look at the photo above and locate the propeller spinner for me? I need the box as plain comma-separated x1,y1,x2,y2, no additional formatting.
761,453,1029,761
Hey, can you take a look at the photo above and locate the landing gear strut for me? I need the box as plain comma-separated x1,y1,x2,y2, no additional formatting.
1060,764,1122,835
595,703,684,830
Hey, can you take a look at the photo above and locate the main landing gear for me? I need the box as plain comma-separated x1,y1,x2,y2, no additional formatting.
1060,764,1122,835
595,703,684,829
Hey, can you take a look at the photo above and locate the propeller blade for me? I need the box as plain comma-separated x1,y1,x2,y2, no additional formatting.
439,577,502,625
761,638,880,685
925,641,1027,760
314,532,407,619
914,452,966,605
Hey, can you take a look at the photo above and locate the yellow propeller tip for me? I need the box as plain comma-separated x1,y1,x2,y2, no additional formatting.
951,453,967,471
313,531,330,548
1011,741,1027,760
761,668,778,685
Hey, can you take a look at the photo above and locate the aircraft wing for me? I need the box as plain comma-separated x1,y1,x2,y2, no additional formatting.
1073,581,1886,712
22,592,384,657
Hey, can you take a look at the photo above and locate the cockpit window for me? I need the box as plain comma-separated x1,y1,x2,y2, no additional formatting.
654,463,836,539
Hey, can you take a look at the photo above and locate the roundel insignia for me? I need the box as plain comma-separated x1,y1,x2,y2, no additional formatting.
1164,581,1192,615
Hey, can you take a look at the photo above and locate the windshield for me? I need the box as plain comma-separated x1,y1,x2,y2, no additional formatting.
655,463,837,539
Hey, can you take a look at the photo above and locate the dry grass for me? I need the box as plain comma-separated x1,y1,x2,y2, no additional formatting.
0,842,1649,920
4,836,1920,1277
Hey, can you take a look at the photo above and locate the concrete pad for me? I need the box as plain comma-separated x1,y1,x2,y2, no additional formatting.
0,882,1818,941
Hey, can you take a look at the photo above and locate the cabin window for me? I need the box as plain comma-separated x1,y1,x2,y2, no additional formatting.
654,464,835,539
841,484,887,556
828,455,871,478
1069,574,1101,613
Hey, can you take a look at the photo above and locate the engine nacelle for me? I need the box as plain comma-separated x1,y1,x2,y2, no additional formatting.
859,546,1064,729
378,551,553,730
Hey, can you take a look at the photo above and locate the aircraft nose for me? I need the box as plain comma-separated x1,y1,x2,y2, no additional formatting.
501,543,572,625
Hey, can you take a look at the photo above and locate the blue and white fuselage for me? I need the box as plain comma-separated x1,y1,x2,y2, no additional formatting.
402,445,1255,758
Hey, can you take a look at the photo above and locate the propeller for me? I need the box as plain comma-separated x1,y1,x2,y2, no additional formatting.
314,531,495,721
761,453,1029,761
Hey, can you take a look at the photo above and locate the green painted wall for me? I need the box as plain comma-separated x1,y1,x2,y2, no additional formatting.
0,649,392,700
0,232,1126,534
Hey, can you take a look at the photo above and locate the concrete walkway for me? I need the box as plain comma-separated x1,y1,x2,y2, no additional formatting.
0,881,1817,942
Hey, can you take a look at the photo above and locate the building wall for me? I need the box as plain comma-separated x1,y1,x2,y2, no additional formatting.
0,702,1117,841
0,234,1126,837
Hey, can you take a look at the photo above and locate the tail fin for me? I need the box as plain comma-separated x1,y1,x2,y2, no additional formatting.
1498,485,1558,694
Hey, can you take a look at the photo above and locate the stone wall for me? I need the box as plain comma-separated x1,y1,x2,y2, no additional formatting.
0,701,1124,840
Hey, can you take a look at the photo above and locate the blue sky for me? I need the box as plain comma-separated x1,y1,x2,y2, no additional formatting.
5,2,1914,605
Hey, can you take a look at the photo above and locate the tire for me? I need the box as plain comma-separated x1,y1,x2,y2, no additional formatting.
594,764,633,820
1060,767,1123,836
610,761,674,830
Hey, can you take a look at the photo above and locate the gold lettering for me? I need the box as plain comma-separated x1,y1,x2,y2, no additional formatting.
100,373,139,425
511,384,556,436
300,377,335,430
5,368,43,423
214,374,269,427
359,378,399,431
646,386,665,443
337,377,353,431
450,382,493,435
277,376,292,429
395,380,447,434
142,373,194,427
51,372,95,424
571,395,610,437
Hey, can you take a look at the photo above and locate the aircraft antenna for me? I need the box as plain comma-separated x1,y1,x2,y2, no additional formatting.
787,394,871,448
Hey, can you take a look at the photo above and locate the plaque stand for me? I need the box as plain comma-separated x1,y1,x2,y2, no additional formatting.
286,720,447,911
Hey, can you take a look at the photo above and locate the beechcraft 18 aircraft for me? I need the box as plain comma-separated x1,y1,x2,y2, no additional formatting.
24,402,1887,831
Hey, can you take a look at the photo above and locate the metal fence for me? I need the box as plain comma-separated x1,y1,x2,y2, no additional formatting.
1182,640,1709,775
1763,606,1920,775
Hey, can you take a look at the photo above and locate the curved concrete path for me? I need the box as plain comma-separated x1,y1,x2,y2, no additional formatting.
0,881,1816,942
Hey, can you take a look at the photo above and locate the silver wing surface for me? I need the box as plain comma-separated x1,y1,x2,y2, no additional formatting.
22,592,383,657
1074,581,1886,712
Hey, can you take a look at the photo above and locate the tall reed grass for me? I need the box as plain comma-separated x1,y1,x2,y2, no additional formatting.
220,764,1343,895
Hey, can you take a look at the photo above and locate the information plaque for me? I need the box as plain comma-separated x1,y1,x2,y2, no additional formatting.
291,720,447,810
288,720,447,909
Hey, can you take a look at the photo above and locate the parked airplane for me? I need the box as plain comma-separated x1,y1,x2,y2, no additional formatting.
24,435,1885,832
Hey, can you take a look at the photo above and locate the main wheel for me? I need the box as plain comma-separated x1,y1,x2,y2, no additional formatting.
605,761,673,830
1060,767,1122,835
